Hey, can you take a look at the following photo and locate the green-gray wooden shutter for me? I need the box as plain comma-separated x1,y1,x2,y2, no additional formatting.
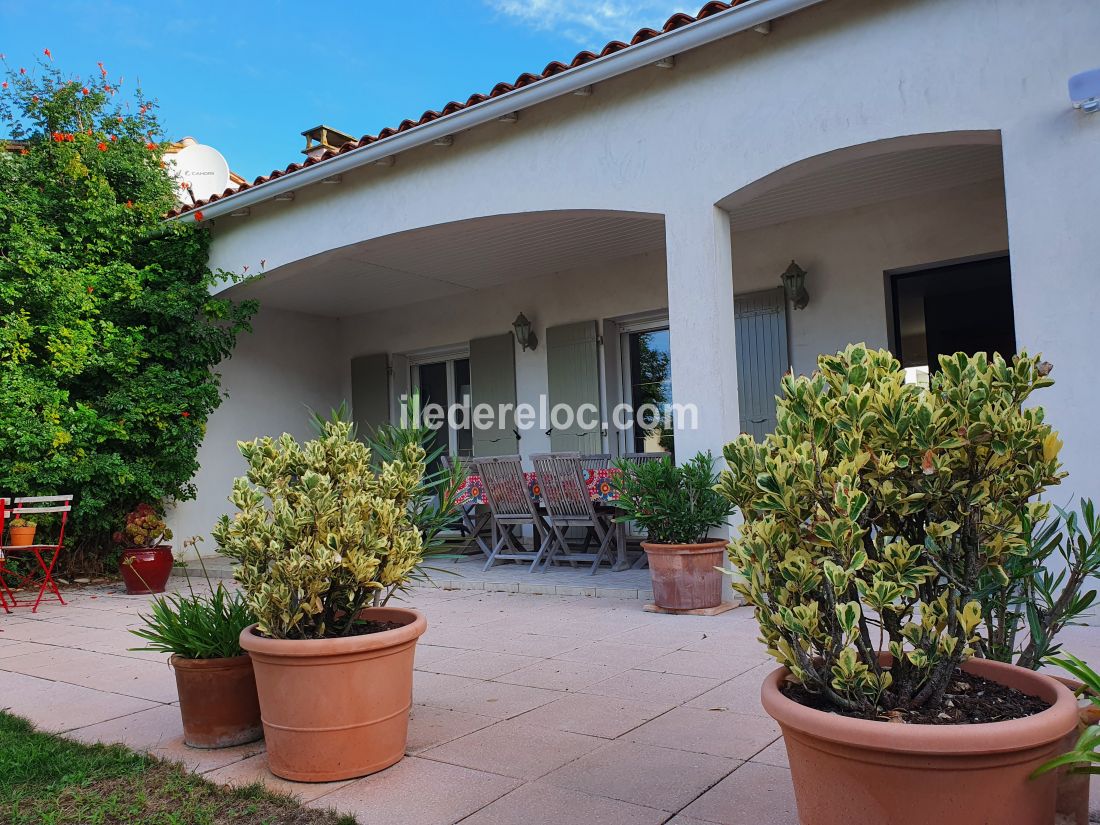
350,353,390,438
735,288,789,441
469,333,518,456
546,321,602,453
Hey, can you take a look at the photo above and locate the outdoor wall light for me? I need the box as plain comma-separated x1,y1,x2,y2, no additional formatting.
512,312,538,351
1070,68,1100,113
781,260,810,310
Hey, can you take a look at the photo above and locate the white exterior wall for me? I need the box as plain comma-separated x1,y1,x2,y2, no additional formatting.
168,308,343,550
202,0,1099,496
730,178,1009,375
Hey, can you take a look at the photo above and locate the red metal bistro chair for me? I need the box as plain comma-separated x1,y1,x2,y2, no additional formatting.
0,495,73,612
0,498,10,614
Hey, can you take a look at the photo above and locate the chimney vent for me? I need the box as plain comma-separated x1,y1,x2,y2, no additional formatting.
301,125,356,159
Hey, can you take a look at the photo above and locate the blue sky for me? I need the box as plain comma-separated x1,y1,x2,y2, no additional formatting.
1,1,689,180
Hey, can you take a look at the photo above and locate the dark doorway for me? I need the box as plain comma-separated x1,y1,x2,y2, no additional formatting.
890,256,1015,378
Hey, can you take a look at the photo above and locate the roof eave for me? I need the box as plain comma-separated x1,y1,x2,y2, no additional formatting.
176,0,828,223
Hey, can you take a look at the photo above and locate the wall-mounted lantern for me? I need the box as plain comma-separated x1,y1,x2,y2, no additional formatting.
781,260,810,310
512,312,538,351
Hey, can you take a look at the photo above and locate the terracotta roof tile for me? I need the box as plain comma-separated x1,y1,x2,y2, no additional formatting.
170,0,750,218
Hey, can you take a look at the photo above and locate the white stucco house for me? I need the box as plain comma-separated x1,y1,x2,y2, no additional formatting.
168,0,1100,546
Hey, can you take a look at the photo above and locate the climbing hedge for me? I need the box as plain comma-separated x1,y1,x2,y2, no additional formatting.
0,53,257,568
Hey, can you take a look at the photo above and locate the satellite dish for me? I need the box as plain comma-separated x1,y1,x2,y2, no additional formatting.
165,143,231,204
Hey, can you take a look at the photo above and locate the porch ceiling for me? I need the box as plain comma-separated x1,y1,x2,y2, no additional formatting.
726,144,1005,231
230,210,665,317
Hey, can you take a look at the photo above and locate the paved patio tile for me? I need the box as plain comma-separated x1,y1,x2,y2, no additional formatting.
306,756,520,825
542,739,738,812
686,664,774,717
426,649,538,680
414,643,468,669
582,667,721,705
0,641,48,659
202,754,355,802
406,705,499,754
413,670,562,718
513,691,677,739
475,631,584,658
749,738,790,769
0,649,177,703
551,639,674,669
635,650,765,681
679,762,799,825
68,704,266,773
419,718,604,780
494,658,625,691
626,707,781,760
459,780,668,825
0,670,159,732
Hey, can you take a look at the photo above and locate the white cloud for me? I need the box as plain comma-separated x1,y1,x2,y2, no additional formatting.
487,0,693,45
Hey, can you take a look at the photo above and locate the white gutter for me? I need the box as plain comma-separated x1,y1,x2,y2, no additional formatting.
183,0,828,222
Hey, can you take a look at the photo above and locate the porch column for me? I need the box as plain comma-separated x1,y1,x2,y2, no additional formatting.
1001,120,1100,502
665,202,740,461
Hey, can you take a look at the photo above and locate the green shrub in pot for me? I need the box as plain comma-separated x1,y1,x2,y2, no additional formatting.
716,344,1065,716
612,452,731,544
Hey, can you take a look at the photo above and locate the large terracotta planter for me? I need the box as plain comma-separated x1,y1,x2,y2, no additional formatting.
761,657,1079,825
119,546,173,594
170,654,263,748
642,540,727,610
7,524,36,547
239,606,427,782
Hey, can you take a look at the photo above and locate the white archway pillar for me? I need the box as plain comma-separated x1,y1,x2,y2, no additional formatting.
1002,119,1100,504
665,202,741,463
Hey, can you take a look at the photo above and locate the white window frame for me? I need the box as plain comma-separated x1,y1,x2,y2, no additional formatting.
616,311,670,455
407,345,471,457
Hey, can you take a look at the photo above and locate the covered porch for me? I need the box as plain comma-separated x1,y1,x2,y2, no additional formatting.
173,132,1017,577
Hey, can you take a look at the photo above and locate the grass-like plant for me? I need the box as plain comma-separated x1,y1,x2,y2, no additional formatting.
131,585,253,659
717,345,1064,717
1033,653,1100,777
976,498,1100,670
213,419,427,640
612,452,731,544
130,542,255,659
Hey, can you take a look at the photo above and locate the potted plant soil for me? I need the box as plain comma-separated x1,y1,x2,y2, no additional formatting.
613,452,732,612
717,345,1078,825
130,549,261,748
214,417,434,782
115,504,174,594
6,517,37,547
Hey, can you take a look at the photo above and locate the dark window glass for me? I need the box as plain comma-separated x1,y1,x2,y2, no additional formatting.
628,328,674,456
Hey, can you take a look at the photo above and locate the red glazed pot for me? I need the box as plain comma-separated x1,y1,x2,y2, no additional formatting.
119,546,173,594
761,657,1079,825
171,654,263,748
240,607,427,782
642,540,727,610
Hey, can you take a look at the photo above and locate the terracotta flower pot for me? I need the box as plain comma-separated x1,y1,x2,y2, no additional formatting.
239,606,427,782
7,525,36,547
170,654,263,748
642,540,727,611
119,546,174,594
761,656,1079,825
1051,675,1098,825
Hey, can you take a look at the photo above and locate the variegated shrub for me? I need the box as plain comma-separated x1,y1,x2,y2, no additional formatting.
213,420,426,640
717,345,1064,716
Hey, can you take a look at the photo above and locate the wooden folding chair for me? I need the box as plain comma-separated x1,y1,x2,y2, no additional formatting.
1,494,73,612
533,453,617,575
442,454,492,557
473,456,553,572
